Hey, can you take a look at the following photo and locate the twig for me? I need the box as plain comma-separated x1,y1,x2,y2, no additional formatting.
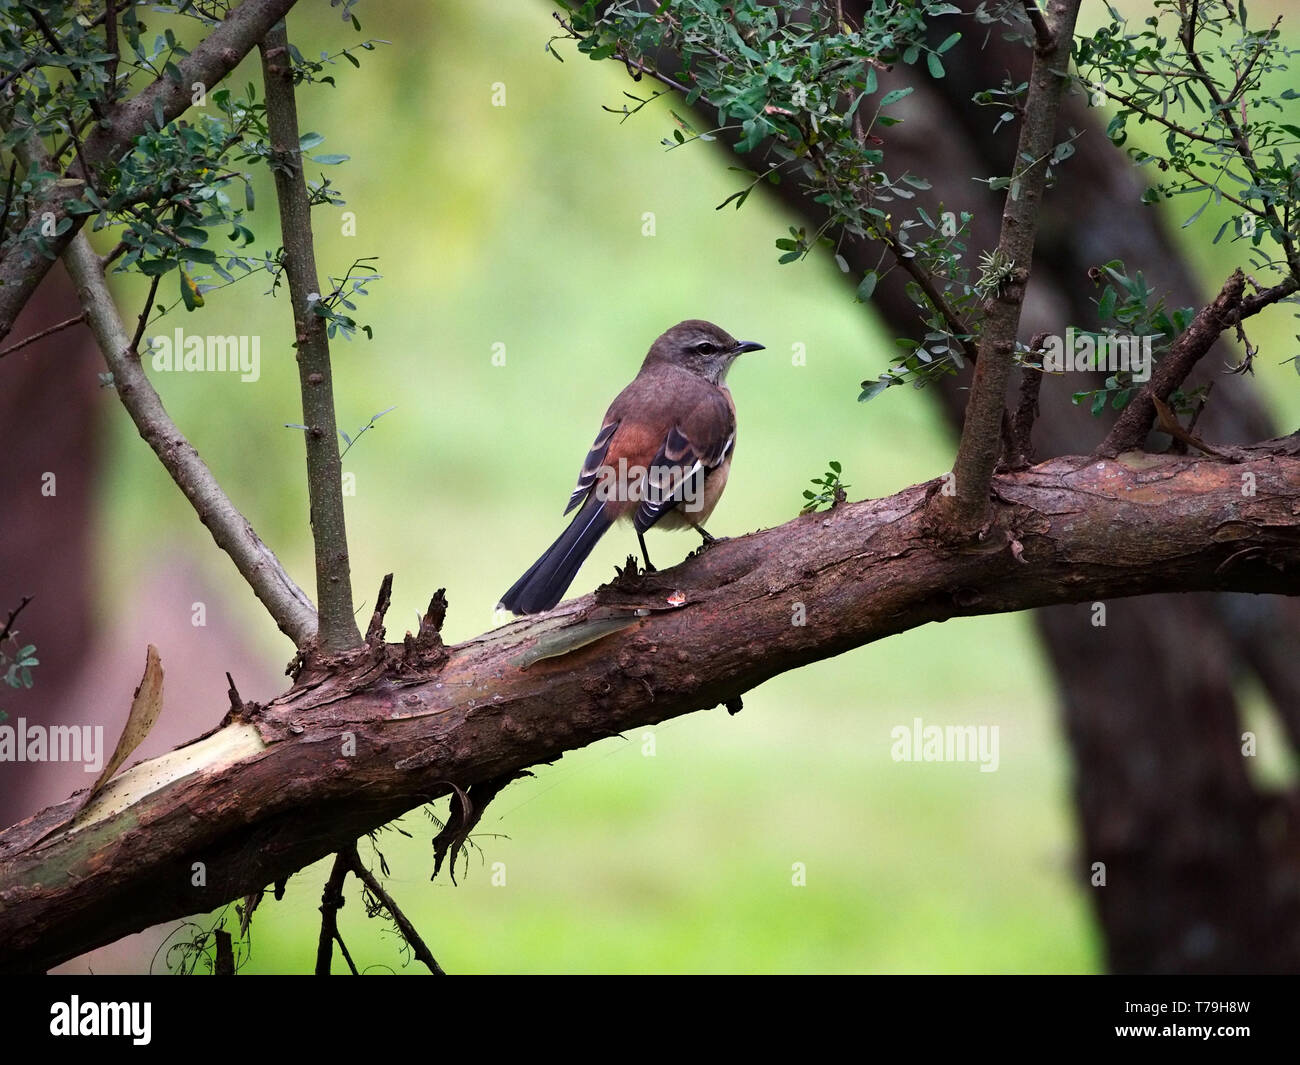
0,595,33,644
365,573,393,645
1152,394,1227,457
0,314,85,360
128,274,160,356
878,229,979,362
62,230,318,645
1225,15,1280,104
100,240,128,269
344,843,446,975
260,20,362,653
315,850,352,976
1020,0,1055,51
24,4,104,123
552,13,690,94
1180,0,1300,277
0,0,301,346
1097,268,1247,456
1096,83,1223,146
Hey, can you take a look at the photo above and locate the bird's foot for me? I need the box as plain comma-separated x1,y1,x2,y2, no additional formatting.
694,526,728,550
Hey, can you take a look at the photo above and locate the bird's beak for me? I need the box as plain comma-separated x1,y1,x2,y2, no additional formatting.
731,340,765,354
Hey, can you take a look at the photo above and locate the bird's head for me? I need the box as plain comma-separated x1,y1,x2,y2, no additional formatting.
646,319,765,383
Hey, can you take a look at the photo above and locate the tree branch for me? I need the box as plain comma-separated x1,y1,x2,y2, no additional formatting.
1020,0,1055,52
315,850,353,976
60,231,318,644
344,842,446,975
0,0,300,345
1179,0,1300,277
1095,268,1300,456
935,0,1082,532
259,21,362,653
3,447,1298,972
0,313,84,360
0,595,33,644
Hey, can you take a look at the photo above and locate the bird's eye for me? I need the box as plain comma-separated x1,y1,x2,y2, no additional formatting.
694,341,717,355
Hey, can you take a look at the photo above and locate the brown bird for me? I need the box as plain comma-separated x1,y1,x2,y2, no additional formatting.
498,319,764,614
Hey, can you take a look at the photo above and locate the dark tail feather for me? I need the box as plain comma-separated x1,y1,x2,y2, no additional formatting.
499,499,613,614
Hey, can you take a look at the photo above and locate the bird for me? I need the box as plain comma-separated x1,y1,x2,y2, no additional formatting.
498,319,765,615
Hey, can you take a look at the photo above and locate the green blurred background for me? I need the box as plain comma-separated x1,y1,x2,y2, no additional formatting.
83,0,1300,973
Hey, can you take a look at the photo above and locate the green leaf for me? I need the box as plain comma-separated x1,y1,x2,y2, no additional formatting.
1181,196,1211,228
856,271,878,301
1097,286,1117,320
937,32,961,53
299,132,326,150
879,87,913,108
927,52,945,79
311,154,350,166
859,378,891,402
179,268,204,310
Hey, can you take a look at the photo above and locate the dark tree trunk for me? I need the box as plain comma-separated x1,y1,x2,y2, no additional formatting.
0,267,102,829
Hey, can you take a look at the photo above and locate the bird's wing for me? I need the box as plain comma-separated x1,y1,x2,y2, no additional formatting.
563,419,619,515
634,389,735,533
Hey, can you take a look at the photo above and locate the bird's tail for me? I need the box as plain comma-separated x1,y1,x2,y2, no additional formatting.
498,498,613,614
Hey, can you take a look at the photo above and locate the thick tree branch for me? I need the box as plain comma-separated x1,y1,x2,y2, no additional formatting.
61,231,318,644
936,0,1081,532
2,447,1298,972
0,0,299,344
259,21,362,653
